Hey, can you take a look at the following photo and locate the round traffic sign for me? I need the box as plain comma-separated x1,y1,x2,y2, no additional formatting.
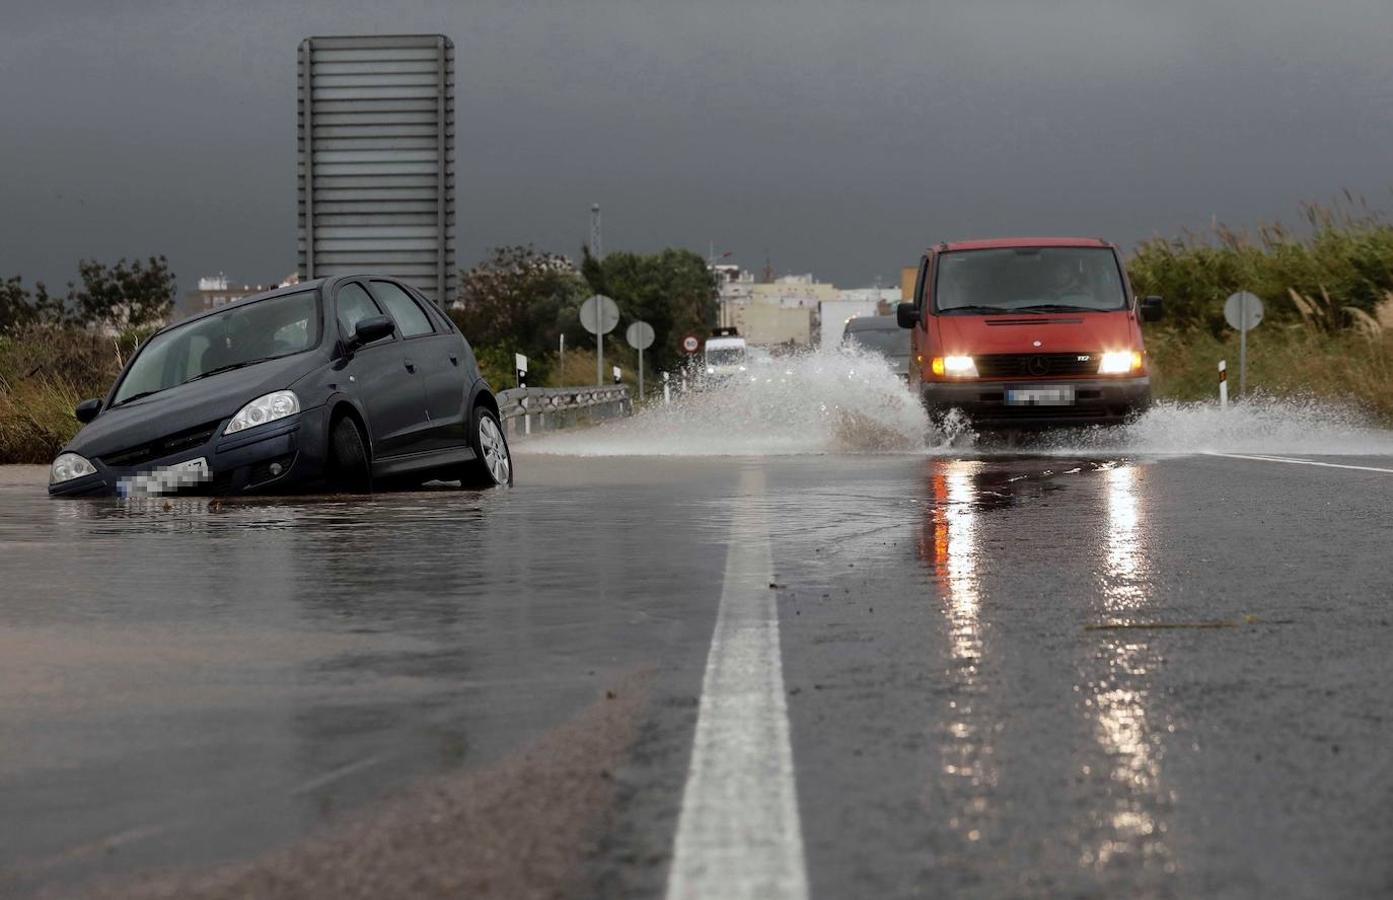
626,320,655,350
681,334,700,355
1224,291,1264,332
580,295,620,335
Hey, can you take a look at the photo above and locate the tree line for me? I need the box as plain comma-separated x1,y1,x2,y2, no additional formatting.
1,257,176,334
451,244,717,385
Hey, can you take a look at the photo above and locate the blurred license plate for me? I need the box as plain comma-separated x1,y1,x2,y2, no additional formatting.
1005,386,1075,406
118,457,211,497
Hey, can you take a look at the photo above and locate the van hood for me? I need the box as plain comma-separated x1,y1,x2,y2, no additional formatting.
934,311,1136,355
65,354,319,460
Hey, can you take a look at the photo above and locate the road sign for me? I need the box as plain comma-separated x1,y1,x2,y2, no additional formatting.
580,295,619,335
580,295,620,386
1224,292,1264,332
681,334,701,355
625,321,655,350
1224,291,1264,399
298,35,456,305
626,321,655,401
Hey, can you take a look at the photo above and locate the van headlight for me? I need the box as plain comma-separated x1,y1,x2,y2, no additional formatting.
932,355,978,378
224,390,300,435
1098,351,1143,375
50,452,97,484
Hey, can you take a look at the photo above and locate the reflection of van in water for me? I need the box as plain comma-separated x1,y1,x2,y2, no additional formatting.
896,237,1164,427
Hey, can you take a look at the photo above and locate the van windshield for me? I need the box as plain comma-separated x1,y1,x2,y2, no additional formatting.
706,347,746,366
112,291,320,405
935,247,1126,314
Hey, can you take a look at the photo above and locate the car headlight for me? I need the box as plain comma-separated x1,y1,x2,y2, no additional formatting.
1098,350,1143,375
50,452,97,484
223,390,300,436
932,355,978,378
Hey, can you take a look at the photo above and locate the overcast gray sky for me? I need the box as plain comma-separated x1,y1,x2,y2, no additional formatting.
2,0,1391,291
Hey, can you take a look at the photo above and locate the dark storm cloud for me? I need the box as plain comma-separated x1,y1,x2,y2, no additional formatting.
2,0,1391,290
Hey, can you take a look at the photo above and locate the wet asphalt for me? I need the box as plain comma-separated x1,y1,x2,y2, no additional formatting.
1,449,1391,898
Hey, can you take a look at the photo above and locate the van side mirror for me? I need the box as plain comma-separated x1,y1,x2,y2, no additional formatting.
75,398,102,424
350,315,395,348
896,303,920,329
1139,295,1164,322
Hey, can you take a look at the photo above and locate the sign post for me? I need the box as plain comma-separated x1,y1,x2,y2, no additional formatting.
625,320,656,401
662,371,671,406
580,295,620,387
515,353,529,434
1224,291,1264,399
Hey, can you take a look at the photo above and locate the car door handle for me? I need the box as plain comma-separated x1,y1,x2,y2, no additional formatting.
404,359,417,373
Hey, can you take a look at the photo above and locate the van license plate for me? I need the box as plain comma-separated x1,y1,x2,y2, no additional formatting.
1005,386,1075,406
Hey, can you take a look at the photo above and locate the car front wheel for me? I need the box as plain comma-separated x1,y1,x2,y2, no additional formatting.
461,405,512,487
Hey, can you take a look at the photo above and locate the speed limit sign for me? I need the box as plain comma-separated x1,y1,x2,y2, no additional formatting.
682,334,700,355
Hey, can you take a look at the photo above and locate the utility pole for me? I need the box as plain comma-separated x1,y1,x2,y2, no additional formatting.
590,204,602,260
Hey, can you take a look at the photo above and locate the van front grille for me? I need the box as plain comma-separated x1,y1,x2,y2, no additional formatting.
974,353,1098,379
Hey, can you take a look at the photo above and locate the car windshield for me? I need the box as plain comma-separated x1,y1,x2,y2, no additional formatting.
706,347,746,366
844,324,909,357
935,247,1126,313
112,290,320,405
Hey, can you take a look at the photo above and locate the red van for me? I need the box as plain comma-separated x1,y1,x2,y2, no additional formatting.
896,237,1163,427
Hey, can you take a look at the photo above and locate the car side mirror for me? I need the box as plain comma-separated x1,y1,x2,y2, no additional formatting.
1139,295,1164,322
350,315,395,348
75,398,101,424
896,302,920,329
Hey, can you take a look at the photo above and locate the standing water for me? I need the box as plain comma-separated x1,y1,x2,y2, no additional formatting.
521,346,1393,458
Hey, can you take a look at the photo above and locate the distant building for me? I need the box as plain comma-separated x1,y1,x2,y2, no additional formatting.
175,273,286,320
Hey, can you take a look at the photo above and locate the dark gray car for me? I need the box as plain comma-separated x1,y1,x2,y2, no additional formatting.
48,275,512,496
842,315,912,379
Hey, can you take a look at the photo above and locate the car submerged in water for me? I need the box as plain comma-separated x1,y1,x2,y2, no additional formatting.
48,275,513,497
897,237,1163,427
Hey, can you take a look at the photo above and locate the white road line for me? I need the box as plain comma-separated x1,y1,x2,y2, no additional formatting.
665,467,808,900
1202,451,1393,475
290,755,381,795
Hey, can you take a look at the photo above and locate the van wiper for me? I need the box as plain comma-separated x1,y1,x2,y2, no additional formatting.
938,305,1017,315
182,358,274,384
1012,304,1108,312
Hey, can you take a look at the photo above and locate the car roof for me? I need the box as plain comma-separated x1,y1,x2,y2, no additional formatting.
937,237,1114,252
844,315,898,330
162,273,421,333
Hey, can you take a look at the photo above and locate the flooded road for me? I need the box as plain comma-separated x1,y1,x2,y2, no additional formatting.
3,441,1393,898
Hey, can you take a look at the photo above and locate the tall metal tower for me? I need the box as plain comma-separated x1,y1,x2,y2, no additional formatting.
589,203,603,259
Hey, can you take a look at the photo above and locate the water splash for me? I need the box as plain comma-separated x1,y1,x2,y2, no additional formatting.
523,346,928,456
1017,397,1393,457
521,349,1393,458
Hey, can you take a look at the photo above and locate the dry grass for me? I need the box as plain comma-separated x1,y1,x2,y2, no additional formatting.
1146,324,1393,423
0,327,129,464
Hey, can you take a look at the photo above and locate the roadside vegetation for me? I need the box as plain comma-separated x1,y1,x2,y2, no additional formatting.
1132,200,1393,420
5,203,1393,465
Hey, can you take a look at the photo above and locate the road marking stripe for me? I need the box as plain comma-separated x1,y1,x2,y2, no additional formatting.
1202,451,1393,475
291,755,382,795
665,467,808,900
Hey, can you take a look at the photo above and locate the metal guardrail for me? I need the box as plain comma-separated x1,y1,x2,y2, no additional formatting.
496,385,632,436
